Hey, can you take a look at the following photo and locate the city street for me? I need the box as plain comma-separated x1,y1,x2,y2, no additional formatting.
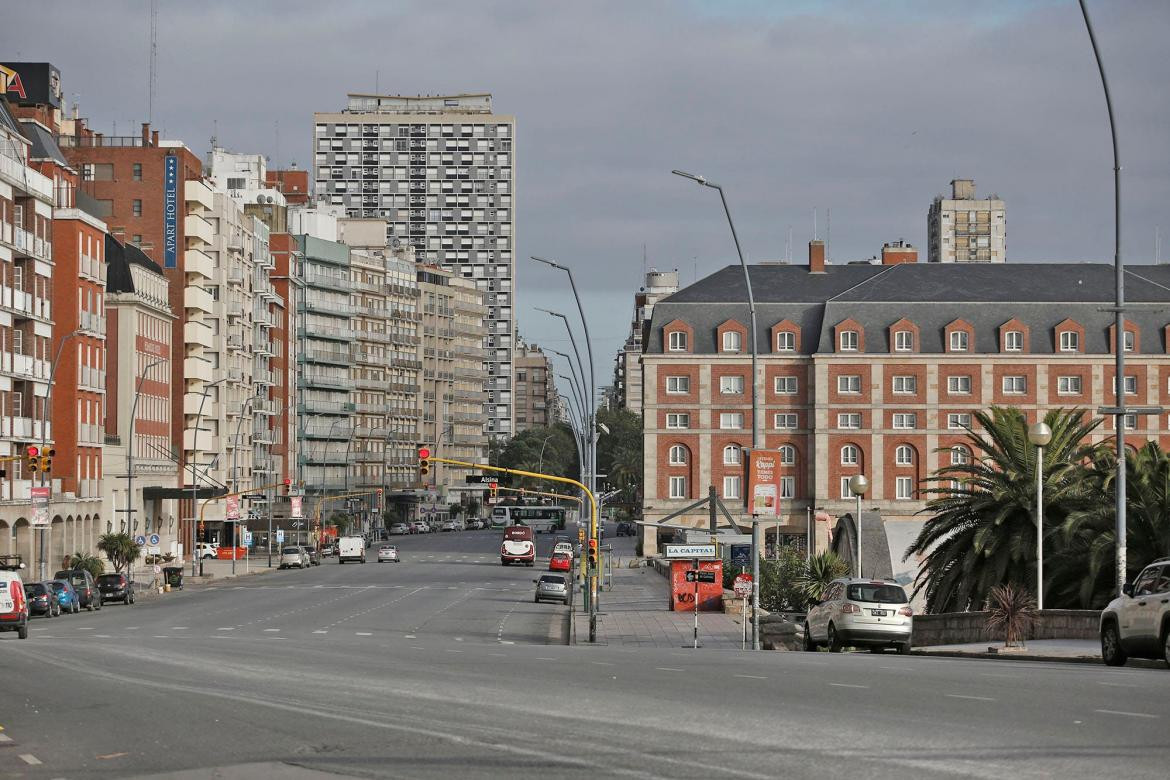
1,531,1167,779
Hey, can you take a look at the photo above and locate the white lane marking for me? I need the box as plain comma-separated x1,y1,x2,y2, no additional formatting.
152,635,170,639
94,634,112,639
735,674,768,680
76,627,94,631
655,667,685,672
454,637,463,642
829,683,869,689
591,661,614,666
445,649,463,654
1094,709,1159,719
263,629,280,633
19,755,42,766
499,640,515,645
0,734,12,743
536,657,555,661
216,627,234,631
404,634,416,639
171,626,188,630
946,694,997,702
355,632,373,636
1097,682,1139,688
126,626,140,630
313,630,328,635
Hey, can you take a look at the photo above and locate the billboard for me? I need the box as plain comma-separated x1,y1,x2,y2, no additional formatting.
0,63,63,108
163,155,178,268
746,449,781,517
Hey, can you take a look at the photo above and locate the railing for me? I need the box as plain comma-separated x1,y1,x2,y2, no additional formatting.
78,364,106,391
78,254,107,282
79,310,106,336
0,153,54,201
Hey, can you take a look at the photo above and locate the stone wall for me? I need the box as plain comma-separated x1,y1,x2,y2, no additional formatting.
912,609,1099,647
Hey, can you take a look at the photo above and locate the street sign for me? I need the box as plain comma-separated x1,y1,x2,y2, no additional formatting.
733,574,753,598
149,534,160,546
729,544,752,568
146,546,161,555
134,534,147,547
153,565,162,575
685,570,718,584
243,531,253,547
243,493,265,501
31,486,50,528
226,495,240,521
275,529,285,543
464,475,497,484
664,543,718,560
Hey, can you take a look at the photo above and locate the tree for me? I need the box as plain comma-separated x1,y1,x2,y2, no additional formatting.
497,424,579,487
67,551,105,579
327,511,353,535
97,533,141,574
796,551,850,606
596,407,643,507
906,407,1103,614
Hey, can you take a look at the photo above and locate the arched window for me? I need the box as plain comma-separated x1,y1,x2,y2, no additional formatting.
840,444,859,465
950,445,971,466
895,445,914,466
723,445,742,465
779,444,796,465
668,445,688,465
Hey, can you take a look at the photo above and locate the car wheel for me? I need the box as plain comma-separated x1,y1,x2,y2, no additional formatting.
827,624,843,653
803,623,817,651
74,602,81,613
868,646,884,654
88,601,95,612
897,641,911,655
18,622,28,639
1101,622,1127,666
124,595,130,605
96,598,102,611
1162,626,1170,669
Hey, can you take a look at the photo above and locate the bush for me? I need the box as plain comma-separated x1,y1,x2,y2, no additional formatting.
985,584,1037,647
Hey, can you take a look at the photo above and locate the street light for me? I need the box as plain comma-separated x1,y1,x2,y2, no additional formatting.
1028,421,1052,610
848,474,869,578
34,328,82,579
673,169,762,649
191,377,227,577
127,356,168,551
229,395,256,575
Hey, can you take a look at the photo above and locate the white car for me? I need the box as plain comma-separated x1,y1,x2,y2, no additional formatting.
552,542,574,558
196,543,219,559
389,523,410,536
805,578,913,654
1100,557,1170,667
377,545,400,563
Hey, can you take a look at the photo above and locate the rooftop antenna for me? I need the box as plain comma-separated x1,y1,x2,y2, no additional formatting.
148,0,158,124
813,207,818,241
826,208,831,263
787,226,792,263
1157,226,1162,264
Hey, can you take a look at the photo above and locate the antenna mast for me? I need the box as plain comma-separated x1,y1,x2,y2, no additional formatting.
148,0,158,124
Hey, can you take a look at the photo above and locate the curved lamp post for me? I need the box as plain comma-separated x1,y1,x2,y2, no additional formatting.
1028,421,1052,610
848,474,869,578
127,356,168,547
191,377,227,577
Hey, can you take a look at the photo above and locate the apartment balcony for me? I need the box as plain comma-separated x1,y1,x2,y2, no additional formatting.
226,301,245,319
184,286,214,315
301,422,355,439
183,392,216,416
185,179,215,212
184,320,213,349
77,365,106,392
79,310,106,336
0,153,54,202
252,427,274,445
185,214,214,246
0,415,49,442
184,356,213,383
300,346,350,365
302,269,349,292
226,332,245,350
78,254,107,283
184,248,214,280
182,429,220,454
254,369,275,387
354,450,383,463
303,373,352,391
354,375,384,390
297,399,355,415
227,267,245,286
296,324,354,342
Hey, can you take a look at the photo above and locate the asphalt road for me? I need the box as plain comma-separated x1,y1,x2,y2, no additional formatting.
2,529,1168,780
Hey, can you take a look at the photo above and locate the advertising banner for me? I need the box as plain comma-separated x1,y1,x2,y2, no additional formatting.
163,155,178,268
225,495,240,521
746,449,781,517
290,496,303,519
31,487,50,527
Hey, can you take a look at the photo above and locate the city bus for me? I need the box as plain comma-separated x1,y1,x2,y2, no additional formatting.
490,504,567,533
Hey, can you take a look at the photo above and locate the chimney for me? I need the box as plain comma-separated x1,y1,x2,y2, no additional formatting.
808,240,826,273
881,240,918,265
141,122,150,143
151,129,159,146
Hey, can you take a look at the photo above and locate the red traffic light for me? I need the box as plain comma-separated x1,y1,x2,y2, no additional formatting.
418,447,431,460
26,445,39,457
283,478,291,485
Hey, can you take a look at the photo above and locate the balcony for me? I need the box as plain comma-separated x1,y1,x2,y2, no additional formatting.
184,286,214,315
79,310,106,336
226,301,245,319
254,369,275,386
297,324,355,342
227,267,245,286
185,179,215,212
78,254,107,283
77,365,106,392
300,346,350,365
226,332,244,349
184,356,213,383
185,214,214,246
182,428,220,454
303,372,353,390
185,320,214,349
0,153,54,202
184,248,214,279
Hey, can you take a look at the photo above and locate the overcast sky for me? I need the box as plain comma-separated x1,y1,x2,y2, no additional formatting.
5,0,1168,397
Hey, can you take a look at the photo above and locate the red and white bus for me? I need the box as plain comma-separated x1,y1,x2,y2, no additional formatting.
500,525,535,566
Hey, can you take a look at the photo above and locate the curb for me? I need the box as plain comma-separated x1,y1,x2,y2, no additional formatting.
911,649,1166,669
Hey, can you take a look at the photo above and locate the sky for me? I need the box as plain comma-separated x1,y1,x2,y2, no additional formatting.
4,0,1169,400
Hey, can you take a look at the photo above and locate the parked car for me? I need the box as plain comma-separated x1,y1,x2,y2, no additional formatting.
464,517,484,530
279,546,309,569
1100,557,1170,667
301,546,321,566
534,574,570,605
196,543,219,559
96,573,135,605
389,523,410,536
48,580,81,613
439,520,459,533
616,520,636,537
805,578,913,654
0,563,30,639
24,582,60,618
552,541,574,558
410,521,430,534
548,552,573,573
377,545,400,563
54,569,102,611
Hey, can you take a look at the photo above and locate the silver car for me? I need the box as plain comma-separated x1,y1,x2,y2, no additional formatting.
279,546,309,569
534,574,570,605
805,578,913,654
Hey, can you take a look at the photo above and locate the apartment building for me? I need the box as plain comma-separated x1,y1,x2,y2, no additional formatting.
612,268,679,415
641,242,1170,580
417,262,487,496
513,339,555,433
314,93,516,439
927,179,1006,263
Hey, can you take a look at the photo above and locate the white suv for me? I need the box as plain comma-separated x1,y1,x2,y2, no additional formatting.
805,578,913,654
1100,558,1170,668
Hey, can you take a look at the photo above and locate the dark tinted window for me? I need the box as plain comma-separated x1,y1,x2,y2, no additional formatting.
97,575,124,586
504,526,533,541
49,581,72,592
539,575,566,584
1133,566,1164,597
847,583,908,604
24,583,47,595
282,547,301,554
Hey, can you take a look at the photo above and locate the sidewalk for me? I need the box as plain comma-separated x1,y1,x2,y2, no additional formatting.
576,558,746,648
914,639,1103,663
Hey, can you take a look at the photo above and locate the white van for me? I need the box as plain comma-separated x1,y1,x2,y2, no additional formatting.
338,536,366,564
0,562,30,640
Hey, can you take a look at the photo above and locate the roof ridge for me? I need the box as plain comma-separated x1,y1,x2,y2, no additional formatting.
1124,267,1170,296
825,263,901,302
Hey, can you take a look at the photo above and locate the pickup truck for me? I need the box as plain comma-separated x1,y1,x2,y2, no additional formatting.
337,536,366,564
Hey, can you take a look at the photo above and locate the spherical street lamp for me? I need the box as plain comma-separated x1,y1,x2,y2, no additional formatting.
1028,421,1052,610
848,474,869,578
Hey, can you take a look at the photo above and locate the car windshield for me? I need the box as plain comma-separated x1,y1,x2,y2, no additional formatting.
282,547,301,554
97,575,123,586
49,581,69,591
25,583,46,595
847,583,908,604
539,576,565,584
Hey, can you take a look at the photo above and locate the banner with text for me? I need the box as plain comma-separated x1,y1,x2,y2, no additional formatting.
746,449,781,517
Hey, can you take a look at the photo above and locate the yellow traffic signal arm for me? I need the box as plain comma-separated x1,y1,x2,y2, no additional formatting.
198,480,291,527
494,485,583,505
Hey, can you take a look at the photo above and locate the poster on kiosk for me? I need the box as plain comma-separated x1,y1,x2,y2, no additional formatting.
746,449,781,517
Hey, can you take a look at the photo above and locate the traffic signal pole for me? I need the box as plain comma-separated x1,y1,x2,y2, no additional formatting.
315,490,379,548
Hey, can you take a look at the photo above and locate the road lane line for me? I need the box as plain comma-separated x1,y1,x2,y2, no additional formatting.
313,630,327,634
1094,709,1159,719
1097,682,1139,688
829,683,869,689
946,694,996,702
171,627,188,630
355,632,373,636
19,755,41,765
152,635,170,639
0,734,12,743
591,661,614,666
263,629,280,632
216,627,234,631
655,667,685,672
404,634,416,639
735,674,768,680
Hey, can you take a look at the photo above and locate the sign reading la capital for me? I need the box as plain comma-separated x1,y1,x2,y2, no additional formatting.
664,543,718,560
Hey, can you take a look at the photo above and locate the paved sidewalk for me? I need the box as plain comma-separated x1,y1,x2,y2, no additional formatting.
915,639,1102,663
578,558,746,648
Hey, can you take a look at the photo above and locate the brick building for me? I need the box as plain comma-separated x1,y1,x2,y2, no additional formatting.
641,242,1170,581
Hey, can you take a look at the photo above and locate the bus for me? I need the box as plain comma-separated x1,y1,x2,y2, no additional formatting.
490,504,567,533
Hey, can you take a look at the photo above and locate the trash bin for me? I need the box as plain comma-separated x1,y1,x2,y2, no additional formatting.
163,566,184,590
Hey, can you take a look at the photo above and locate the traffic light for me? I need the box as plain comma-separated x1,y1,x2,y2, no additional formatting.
588,538,599,569
25,445,39,473
39,448,55,473
376,488,383,510
418,447,431,477
282,477,292,495
489,481,498,499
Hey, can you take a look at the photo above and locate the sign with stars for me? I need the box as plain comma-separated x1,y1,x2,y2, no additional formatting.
163,154,178,268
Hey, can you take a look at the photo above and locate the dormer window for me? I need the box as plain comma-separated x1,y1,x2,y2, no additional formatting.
776,332,795,352
949,331,969,352
722,331,742,353
1059,331,1079,352
894,331,914,352
668,331,687,351
839,331,859,351
1004,331,1023,351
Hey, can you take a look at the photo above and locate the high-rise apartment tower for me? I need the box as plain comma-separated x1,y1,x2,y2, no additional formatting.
927,179,1005,263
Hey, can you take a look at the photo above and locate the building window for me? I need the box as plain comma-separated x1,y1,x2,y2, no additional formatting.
780,476,795,499
720,375,744,395
132,199,143,217
837,413,862,430
227,177,246,190
1004,330,1023,351
132,163,143,181
1057,375,1083,395
840,444,859,465
948,413,972,430
837,375,861,394
892,413,917,429
1059,331,1079,352
667,331,687,351
666,376,690,394
950,445,971,465
778,445,795,465
1114,375,1138,396
839,330,859,351
723,445,742,465
776,331,795,352
892,375,917,395
722,475,742,500
666,413,690,429
949,331,969,352
12,329,23,355
840,477,856,499
1002,376,1027,394
1123,331,1135,352
668,445,688,465
774,413,797,430
720,413,744,430
669,476,687,499
894,330,914,352
1124,414,1137,430
947,375,972,395
774,376,797,394
895,445,914,466
896,476,914,500
722,331,742,353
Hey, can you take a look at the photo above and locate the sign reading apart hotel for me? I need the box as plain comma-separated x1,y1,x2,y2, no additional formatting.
746,449,781,517
664,543,718,560
163,154,178,268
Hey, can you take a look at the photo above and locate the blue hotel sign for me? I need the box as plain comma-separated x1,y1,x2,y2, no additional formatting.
163,155,178,268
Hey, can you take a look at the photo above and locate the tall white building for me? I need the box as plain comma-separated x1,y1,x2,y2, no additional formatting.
313,93,516,439
927,179,1006,263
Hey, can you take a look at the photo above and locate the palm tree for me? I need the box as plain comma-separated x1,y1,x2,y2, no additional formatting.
906,407,1103,614
1049,441,1170,608
67,551,105,579
797,551,849,606
97,532,142,574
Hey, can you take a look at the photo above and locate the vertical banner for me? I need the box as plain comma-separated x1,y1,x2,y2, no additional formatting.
31,486,50,527
225,495,240,521
163,154,178,268
290,496,303,519
746,449,781,517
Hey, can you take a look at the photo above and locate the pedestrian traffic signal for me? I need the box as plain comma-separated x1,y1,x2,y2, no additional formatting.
39,448,55,473
588,538,599,569
418,447,431,477
25,445,39,473
489,481,498,499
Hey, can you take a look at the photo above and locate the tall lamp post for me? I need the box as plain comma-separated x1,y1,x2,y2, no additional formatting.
191,377,227,577
126,357,168,546
36,329,83,580
1028,421,1052,610
229,395,256,575
848,474,869,578
673,169,762,650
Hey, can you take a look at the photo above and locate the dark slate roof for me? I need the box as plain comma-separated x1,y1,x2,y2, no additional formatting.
647,262,1170,355
19,120,67,166
0,98,21,137
106,235,165,295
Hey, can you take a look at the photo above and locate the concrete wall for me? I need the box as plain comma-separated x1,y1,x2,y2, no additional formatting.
911,609,1099,647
